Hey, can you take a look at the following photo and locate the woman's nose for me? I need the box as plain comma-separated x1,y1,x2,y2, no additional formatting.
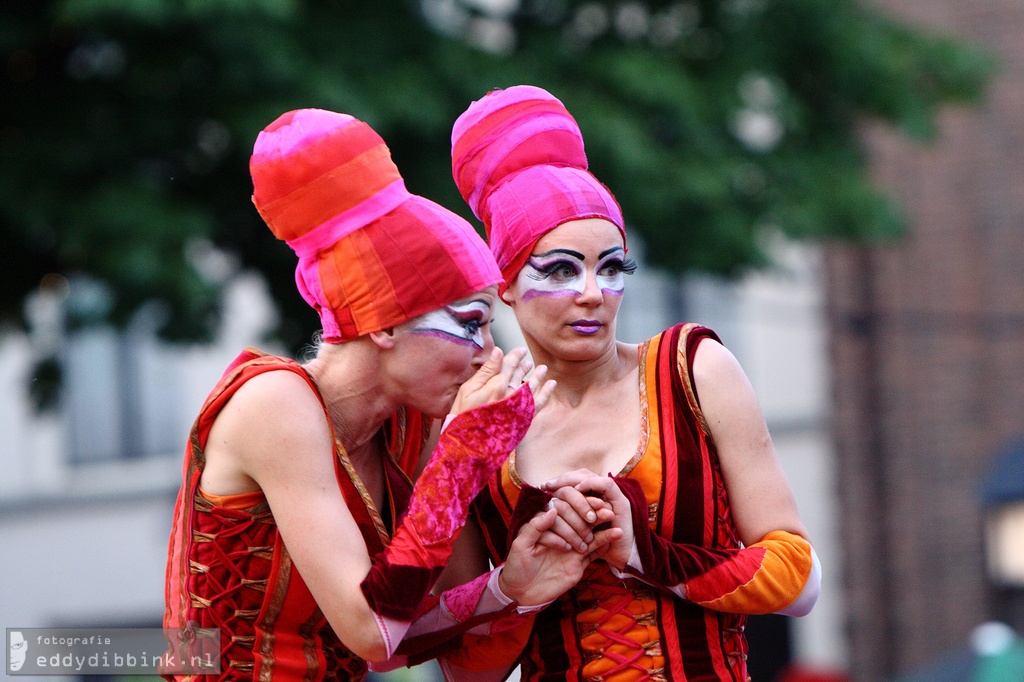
576,270,603,305
472,327,496,369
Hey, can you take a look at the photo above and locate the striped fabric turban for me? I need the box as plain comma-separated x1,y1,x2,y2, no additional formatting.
451,85,625,288
251,108,502,343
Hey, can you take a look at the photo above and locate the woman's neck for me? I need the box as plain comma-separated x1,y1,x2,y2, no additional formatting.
532,340,637,407
302,341,397,460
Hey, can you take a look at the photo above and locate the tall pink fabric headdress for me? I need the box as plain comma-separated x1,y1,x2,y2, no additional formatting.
451,85,625,289
251,108,501,342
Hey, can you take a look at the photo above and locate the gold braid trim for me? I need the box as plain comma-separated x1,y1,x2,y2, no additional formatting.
333,438,391,545
676,322,713,440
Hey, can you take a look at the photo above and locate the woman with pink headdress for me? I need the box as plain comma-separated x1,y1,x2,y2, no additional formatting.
447,85,823,681
162,108,614,681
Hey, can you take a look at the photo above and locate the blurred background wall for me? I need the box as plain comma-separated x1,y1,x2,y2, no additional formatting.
825,1,1024,680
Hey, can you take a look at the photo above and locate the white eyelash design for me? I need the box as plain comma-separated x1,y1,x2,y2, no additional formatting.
596,253,627,296
519,255,586,300
410,300,491,347
518,250,633,300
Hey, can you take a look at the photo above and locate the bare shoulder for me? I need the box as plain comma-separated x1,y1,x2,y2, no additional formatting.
692,335,733,367
204,369,332,492
234,367,318,406
692,337,750,394
221,370,326,437
689,336,768,445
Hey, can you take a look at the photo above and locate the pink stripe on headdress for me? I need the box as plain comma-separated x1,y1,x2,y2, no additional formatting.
252,107,501,342
451,85,627,286
549,167,622,222
451,84,563,143
252,110,357,163
293,257,341,339
487,165,624,273
463,115,581,220
286,178,411,259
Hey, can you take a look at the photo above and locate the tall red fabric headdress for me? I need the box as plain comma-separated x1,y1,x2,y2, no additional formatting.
252,108,502,342
451,85,625,288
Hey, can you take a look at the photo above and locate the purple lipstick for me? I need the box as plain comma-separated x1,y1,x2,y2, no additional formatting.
570,319,602,334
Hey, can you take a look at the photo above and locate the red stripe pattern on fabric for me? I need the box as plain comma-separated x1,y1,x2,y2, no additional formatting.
163,350,425,681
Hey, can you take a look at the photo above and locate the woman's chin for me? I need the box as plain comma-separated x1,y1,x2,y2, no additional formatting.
555,331,614,357
423,390,459,420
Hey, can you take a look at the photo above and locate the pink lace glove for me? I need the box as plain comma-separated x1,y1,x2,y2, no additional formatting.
360,386,535,623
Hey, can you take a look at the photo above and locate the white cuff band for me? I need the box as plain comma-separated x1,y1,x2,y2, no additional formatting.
490,566,552,614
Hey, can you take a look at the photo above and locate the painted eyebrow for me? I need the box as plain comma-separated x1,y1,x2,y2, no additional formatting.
450,298,492,310
532,247,624,260
532,248,586,260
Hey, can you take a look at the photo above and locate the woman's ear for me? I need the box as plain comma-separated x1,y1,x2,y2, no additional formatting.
500,288,515,305
368,327,397,350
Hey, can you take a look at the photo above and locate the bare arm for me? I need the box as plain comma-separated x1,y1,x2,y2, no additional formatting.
539,338,820,617
692,339,808,546
204,347,554,663
204,370,388,659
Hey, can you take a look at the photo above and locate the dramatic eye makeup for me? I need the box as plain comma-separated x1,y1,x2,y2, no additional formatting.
594,247,637,297
518,247,635,300
520,249,587,300
410,299,492,347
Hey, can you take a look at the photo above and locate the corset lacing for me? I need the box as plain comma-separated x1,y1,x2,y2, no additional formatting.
188,499,274,674
722,619,750,681
577,571,666,682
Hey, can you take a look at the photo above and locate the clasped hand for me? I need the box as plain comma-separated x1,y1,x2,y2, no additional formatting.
539,470,635,569
498,470,636,608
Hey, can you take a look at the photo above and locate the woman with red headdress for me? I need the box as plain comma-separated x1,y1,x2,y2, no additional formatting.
162,108,613,681
447,85,822,681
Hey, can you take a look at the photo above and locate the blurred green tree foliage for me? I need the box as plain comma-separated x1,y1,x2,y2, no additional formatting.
1,0,993,351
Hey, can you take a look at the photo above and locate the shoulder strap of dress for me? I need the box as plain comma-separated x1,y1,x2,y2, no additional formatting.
672,323,722,441
193,348,319,451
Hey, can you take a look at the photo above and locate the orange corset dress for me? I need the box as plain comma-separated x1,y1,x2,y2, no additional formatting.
472,323,750,681
163,349,425,681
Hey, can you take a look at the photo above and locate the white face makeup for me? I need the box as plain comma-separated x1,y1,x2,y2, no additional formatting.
518,246,634,301
408,298,493,348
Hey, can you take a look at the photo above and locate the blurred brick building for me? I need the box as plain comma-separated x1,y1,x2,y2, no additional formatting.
825,1,1024,680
